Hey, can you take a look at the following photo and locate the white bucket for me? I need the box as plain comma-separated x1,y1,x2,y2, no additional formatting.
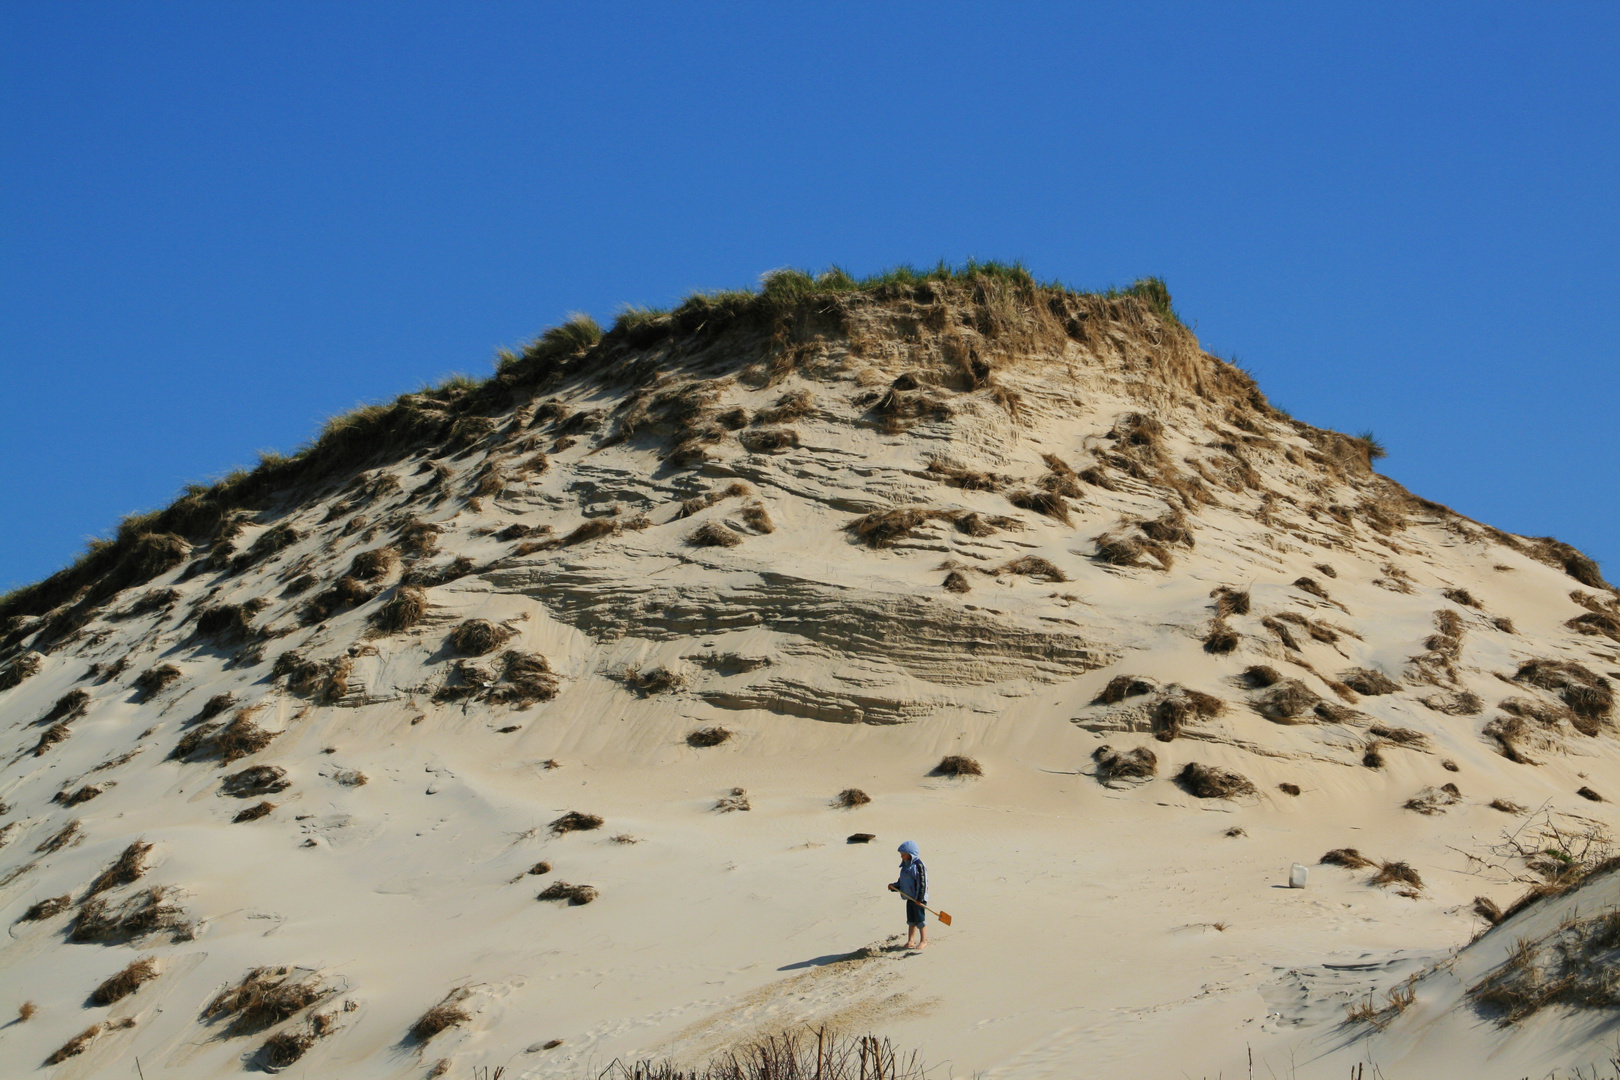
1289,863,1308,889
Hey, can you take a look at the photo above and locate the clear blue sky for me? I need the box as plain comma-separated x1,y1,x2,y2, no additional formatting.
3,2,1616,593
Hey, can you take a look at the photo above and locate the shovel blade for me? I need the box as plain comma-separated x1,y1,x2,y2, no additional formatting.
937,911,952,927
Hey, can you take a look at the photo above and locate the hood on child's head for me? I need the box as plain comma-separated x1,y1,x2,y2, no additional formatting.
897,840,919,857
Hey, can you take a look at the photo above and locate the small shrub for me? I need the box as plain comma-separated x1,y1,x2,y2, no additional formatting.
349,545,399,581
91,956,159,1005
31,720,72,756
18,1001,36,1021
0,651,44,690
1369,723,1428,748
1363,744,1386,769
689,522,744,548
1490,797,1527,814
450,618,512,656
549,811,604,835
932,755,983,778
40,688,91,724
1404,784,1463,815
1278,782,1301,796
1320,848,1375,869
1474,896,1504,924
1211,586,1250,616
942,570,971,593
1339,668,1400,696
1577,786,1606,802
528,861,551,875
741,502,775,533
834,788,871,808
996,556,1067,582
216,709,278,764
1240,665,1281,688
740,427,800,452
687,727,732,748
261,1025,318,1068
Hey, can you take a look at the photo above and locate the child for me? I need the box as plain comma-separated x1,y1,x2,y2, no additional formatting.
887,840,929,949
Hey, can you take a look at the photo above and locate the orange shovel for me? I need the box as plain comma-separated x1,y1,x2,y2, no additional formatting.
895,887,952,926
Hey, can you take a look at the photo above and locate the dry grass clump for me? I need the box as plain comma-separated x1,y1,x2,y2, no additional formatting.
1489,797,1527,814
556,518,620,547
549,810,604,836
687,727,732,748
689,521,744,548
621,664,687,695
538,881,599,905
86,839,153,898
1202,620,1239,654
995,556,1068,582
1322,849,1377,870
46,1024,104,1064
450,618,512,656
528,861,552,875
1094,675,1156,703
740,502,775,533
234,800,276,823
215,708,278,764
1368,723,1429,748
231,522,302,573
1443,586,1482,608
195,599,269,643
932,755,983,778
716,787,751,812
1292,576,1330,600
221,764,291,798
372,585,428,634
1339,668,1399,695
1278,782,1302,796
1371,861,1423,889
1421,689,1484,715
0,650,44,690
36,819,82,853
70,885,191,944
1210,586,1251,617
301,575,378,623
942,570,971,593
1578,786,1606,802
205,966,331,1036
1362,743,1387,769
1514,659,1613,731
1253,679,1321,722
276,651,353,702
1469,911,1620,1023
1176,762,1256,799
847,507,953,548
31,720,74,757
20,894,72,921
755,388,815,424
740,427,800,452
261,1025,317,1068
834,788,871,808
927,459,1010,491
134,663,183,701
18,1000,37,1021
1092,533,1173,572
91,956,160,1005
41,687,92,724
1568,611,1620,642
349,545,400,581
490,651,561,705
1404,783,1463,815
1092,744,1157,786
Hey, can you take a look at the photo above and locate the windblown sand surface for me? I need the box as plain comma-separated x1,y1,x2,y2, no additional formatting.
2,278,1617,1077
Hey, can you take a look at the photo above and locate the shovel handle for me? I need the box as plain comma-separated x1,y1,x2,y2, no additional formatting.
893,886,947,920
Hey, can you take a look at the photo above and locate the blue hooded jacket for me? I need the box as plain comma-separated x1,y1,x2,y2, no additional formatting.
894,842,927,903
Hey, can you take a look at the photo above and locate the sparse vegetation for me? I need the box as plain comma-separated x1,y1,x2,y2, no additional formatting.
689,521,744,548
931,755,982,778
687,727,732,748
19,894,72,922
834,788,871,808
716,787,751,812
70,885,191,944
234,800,276,823
45,1024,104,1065
1371,861,1423,889
133,662,182,701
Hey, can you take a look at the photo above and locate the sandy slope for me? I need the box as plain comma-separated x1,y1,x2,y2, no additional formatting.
1,284,1617,1078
